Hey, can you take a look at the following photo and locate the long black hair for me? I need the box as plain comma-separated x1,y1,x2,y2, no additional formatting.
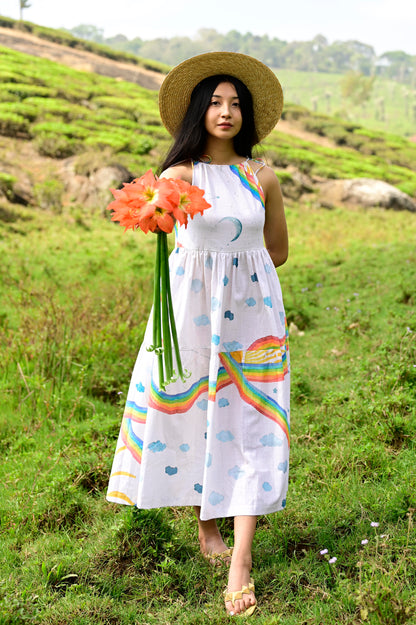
160,74,258,172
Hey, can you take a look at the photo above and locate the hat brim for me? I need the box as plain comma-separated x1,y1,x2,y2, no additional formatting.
159,52,283,142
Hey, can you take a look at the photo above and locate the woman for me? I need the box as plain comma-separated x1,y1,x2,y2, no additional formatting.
107,52,289,617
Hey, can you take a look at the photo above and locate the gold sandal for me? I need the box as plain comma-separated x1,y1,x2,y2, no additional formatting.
224,578,256,617
204,546,233,566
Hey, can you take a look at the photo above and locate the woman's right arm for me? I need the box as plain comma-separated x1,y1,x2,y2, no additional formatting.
159,162,193,183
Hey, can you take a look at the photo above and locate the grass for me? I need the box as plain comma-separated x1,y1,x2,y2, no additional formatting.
0,198,415,624
0,30,415,624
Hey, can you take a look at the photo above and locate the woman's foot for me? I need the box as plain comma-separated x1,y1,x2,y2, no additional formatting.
194,508,232,564
199,530,232,564
224,551,256,616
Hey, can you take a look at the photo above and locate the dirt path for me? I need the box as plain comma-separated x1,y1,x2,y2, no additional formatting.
276,119,336,148
0,26,164,90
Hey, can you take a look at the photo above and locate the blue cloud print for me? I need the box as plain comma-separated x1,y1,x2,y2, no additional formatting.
211,297,221,311
278,461,288,473
223,341,243,352
260,433,283,447
216,430,234,442
191,278,203,293
194,314,210,326
209,491,224,505
228,465,245,480
148,440,166,453
165,466,178,476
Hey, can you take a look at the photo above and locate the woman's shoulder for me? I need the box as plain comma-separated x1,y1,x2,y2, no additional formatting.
249,160,278,183
160,160,193,183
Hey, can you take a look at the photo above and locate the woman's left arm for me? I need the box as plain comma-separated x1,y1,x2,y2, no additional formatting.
258,166,288,267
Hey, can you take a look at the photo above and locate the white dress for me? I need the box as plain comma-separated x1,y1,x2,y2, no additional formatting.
107,159,290,520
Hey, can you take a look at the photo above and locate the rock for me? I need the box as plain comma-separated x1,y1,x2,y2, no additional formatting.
289,322,305,337
89,165,133,191
280,166,314,200
60,160,133,208
11,178,35,205
318,178,416,212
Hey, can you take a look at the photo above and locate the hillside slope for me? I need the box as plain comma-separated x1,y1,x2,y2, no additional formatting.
1,40,416,221
0,26,164,90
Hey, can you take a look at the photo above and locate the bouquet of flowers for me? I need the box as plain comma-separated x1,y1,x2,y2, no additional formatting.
107,170,210,389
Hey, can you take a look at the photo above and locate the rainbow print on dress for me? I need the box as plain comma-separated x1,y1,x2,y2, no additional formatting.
230,162,265,208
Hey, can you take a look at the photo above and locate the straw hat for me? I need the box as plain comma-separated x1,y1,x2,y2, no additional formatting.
159,51,283,142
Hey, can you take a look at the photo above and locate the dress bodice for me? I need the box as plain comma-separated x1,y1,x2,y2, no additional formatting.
175,160,266,252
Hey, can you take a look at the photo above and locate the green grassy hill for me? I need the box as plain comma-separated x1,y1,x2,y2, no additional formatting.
0,37,416,625
275,68,416,138
1,43,416,213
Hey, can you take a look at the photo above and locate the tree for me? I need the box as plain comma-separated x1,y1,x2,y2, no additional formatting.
19,0,31,21
341,71,376,106
69,24,104,43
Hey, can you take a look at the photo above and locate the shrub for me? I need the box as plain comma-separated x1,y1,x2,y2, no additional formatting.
33,180,65,212
93,96,143,119
0,101,38,121
84,132,131,152
0,111,30,137
24,96,78,121
31,120,89,139
282,102,310,120
33,132,82,158
0,82,54,99
0,173,17,199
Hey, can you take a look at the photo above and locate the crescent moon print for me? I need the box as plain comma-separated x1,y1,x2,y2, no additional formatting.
217,216,243,242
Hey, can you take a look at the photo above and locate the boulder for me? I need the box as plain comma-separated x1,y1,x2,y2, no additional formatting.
280,166,314,200
61,160,133,208
11,178,35,205
318,178,416,212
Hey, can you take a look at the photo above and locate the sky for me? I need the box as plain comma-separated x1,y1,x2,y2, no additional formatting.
2,0,416,56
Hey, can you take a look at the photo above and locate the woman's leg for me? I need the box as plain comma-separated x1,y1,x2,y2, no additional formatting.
225,515,257,615
193,506,230,557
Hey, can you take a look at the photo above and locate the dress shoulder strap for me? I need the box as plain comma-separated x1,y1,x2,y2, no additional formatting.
251,158,266,175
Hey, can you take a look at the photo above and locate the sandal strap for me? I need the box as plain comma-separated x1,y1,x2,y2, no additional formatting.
224,579,255,606
208,547,233,560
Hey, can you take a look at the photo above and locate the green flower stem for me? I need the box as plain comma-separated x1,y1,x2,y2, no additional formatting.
162,233,185,382
153,233,164,389
151,232,186,389
159,232,173,383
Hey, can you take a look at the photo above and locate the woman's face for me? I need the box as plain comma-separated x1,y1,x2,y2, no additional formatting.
204,82,243,140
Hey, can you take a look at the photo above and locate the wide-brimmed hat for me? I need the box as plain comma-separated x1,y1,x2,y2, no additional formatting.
159,51,283,142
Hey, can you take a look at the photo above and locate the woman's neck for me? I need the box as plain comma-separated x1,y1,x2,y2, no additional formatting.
202,138,243,165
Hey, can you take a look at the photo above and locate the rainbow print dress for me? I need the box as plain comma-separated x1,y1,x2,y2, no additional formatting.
107,159,290,520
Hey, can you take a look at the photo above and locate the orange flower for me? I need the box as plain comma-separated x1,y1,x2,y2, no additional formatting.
107,170,211,234
139,208,176,234
173,178,211,221
108,170,178,233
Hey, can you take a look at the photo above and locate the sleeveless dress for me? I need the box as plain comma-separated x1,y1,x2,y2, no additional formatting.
106,160,290,521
